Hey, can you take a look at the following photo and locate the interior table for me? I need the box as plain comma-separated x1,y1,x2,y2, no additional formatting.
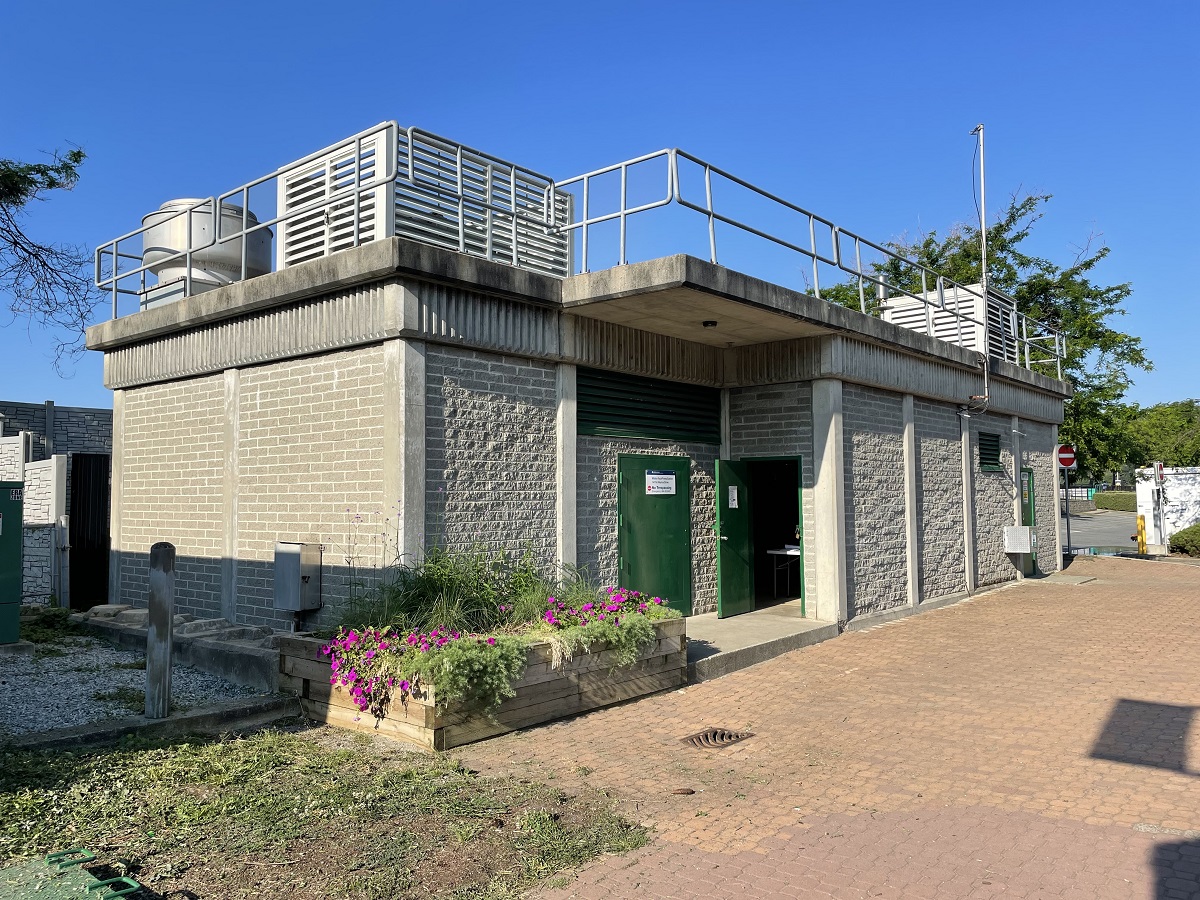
765,547,802,599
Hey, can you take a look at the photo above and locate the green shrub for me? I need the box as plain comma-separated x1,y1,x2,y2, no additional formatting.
1169,523,1200,557
1095,491,1136,512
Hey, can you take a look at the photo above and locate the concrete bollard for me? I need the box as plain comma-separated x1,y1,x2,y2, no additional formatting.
145,542,176,719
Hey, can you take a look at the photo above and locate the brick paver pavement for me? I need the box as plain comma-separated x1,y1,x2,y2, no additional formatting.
456,557,1200,898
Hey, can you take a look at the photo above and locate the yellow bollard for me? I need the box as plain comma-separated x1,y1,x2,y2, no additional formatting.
1136,514,1147,555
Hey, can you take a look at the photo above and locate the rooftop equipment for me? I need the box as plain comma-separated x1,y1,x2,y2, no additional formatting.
139,200,272,309
880,282,1021,365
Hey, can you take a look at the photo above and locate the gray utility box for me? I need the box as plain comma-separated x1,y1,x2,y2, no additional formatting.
273,542,322,611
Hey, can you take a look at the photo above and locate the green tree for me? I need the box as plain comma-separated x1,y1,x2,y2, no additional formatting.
822,194,1150,479
0,147,99,366
1128,400,1200,468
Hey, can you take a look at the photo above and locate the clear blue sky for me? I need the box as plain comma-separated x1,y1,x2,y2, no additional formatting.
3,0,1197,410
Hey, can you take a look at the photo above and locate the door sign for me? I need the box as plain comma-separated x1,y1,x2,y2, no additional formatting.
645,470,677,495
728,486,739,508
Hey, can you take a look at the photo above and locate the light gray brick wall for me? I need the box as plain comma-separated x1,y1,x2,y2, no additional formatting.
22,525,52,603
0,436,21,481
425,346,557,564
728,382,816,605
843,385,908,618
1022,420,1059,573
21,459,55,525
120,375,226,617
577,436,718,614
237,347,387,630
914,399,968,600
972,413,1018,588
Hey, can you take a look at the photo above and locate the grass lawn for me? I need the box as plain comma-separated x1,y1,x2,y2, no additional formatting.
0,725,645,899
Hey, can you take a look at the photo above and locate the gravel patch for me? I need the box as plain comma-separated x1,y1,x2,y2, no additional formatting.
0,637,263,738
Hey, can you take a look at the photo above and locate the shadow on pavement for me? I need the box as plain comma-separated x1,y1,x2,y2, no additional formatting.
1152,838,1200,899
1091,698,1197,775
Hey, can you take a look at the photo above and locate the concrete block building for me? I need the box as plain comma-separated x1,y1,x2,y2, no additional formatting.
87,124,1069,632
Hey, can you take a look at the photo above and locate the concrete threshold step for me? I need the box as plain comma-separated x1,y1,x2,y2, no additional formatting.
687,622,840,682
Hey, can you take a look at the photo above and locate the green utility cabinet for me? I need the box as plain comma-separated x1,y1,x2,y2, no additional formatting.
0,482,23,644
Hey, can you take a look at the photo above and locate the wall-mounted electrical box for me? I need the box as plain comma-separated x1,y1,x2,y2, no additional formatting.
273,541,322,611
1003,526,1033,555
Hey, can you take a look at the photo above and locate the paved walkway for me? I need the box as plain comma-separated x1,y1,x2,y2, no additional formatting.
457,556,1200,899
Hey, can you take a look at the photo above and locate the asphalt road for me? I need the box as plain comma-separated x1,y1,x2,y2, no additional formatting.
1060,508,1139,551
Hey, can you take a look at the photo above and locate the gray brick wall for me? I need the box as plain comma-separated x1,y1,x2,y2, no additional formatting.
1022,420,1059,573
843,385,908,618
728,382,816,606
0,402,112,461
425,346,557,565
972,413,1018,587
0,403,48,459
120,375,226,618
914,399,967,600
237,347,386,630
577,436,718,614
22,525,53,603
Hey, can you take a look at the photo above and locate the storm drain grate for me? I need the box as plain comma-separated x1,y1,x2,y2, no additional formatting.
681,727,754,749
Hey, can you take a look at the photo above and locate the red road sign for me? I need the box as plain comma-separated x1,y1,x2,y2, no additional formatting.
1057,444,1077,469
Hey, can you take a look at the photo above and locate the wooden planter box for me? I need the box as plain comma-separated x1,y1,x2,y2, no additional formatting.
278,618,687,750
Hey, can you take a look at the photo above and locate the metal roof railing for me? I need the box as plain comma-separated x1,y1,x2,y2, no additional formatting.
95,123,572,319
548,149,1065,377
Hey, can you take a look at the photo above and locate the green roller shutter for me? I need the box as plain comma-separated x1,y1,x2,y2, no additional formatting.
578,368,720,445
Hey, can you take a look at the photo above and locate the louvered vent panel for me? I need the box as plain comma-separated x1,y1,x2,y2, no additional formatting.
578,367,720,445
277,130,391,269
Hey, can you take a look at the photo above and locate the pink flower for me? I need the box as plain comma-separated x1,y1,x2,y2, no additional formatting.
486,637,496,645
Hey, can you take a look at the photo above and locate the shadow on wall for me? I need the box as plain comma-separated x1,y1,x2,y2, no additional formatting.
1152,839,1200,899
1090,698,1197,776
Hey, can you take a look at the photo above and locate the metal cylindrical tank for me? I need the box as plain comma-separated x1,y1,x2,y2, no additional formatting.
141,199,272,290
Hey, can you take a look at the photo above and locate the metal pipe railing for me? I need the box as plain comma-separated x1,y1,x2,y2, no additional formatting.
551,148,1064,374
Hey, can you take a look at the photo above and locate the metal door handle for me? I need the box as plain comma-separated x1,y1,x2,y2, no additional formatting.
719,535,728,541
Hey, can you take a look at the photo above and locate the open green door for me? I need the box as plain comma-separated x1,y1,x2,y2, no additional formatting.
617,455,692,616
716,460,753,618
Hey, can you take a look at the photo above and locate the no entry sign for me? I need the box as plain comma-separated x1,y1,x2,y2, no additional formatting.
1056,444,1077,469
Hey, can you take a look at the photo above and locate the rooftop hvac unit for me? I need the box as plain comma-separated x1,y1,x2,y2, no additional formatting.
276,128,572,278
880,283,1020,364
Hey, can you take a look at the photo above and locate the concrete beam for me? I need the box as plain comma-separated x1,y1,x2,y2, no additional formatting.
811,378,848,625
86,237,563,352
961,412,977,593
384,332,427,564
902,394,920,607
221,368,240,623
556,364,578,568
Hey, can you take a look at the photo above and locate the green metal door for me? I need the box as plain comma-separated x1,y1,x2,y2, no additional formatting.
716,460,753,618
1020,468,1036,526
0,482,24,644
617,455,692,616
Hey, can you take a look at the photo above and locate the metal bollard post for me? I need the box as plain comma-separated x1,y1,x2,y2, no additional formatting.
145,542,176,719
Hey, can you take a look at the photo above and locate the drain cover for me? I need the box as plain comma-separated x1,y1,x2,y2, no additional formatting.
681,727,753,749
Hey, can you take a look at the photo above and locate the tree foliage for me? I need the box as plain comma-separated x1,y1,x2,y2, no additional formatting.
0,147,99,367
823,194,1150,479
1128,400,1200,468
